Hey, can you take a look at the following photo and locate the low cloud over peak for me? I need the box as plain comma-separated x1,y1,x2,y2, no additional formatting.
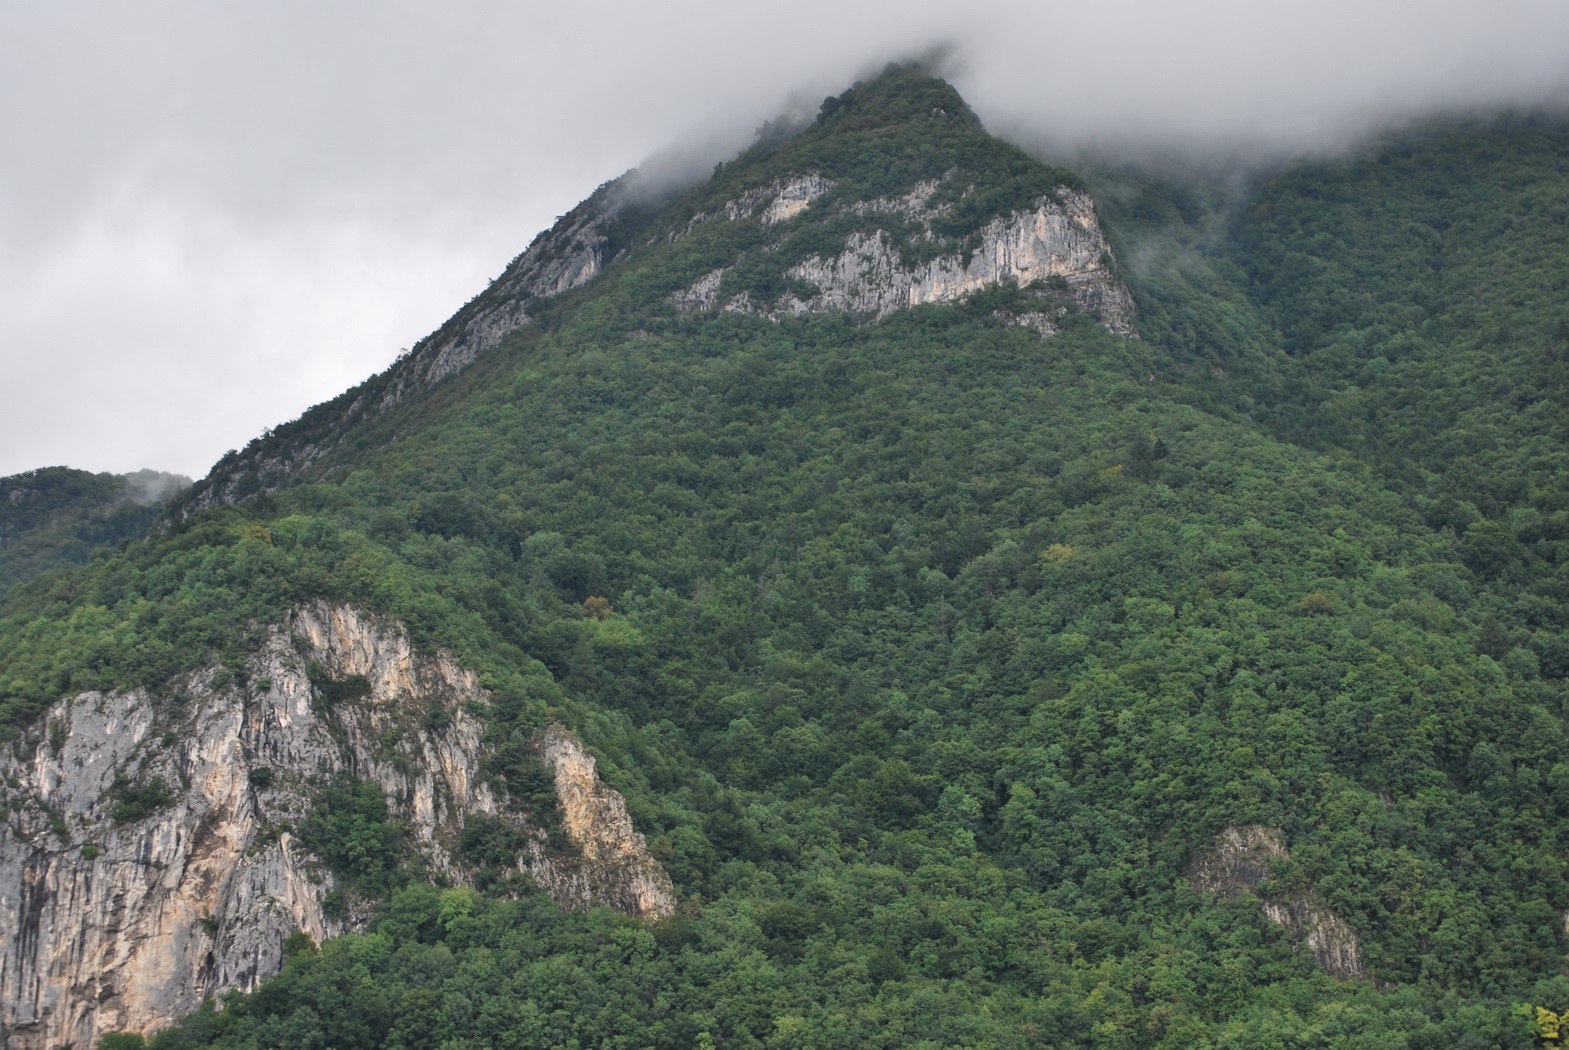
1,0,1564,477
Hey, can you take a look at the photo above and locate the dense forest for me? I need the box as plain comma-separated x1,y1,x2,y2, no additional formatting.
3,67,1568,1048
0,466,189,594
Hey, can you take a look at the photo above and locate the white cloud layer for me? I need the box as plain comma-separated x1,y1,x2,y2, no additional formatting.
2,0,1566,478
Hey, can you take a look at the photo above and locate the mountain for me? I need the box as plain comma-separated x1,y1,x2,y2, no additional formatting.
1,65,1567,1049
0,467,190,595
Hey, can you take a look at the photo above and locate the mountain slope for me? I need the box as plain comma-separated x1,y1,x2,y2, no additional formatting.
1,67,1567,1050
0,467,189,595
1233,117,1569,643
182,68,1129,511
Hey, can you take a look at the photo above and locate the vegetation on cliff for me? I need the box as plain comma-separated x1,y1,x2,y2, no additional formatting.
2,67,1567,1048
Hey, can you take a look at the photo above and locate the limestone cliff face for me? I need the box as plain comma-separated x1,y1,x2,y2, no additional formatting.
674,174,1136,337
718,173,838,225
530,726,675,917
1189,825,1368,981
0,603,672,1049
185,160,1133,514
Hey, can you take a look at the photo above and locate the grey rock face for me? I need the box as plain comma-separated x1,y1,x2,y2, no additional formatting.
675,176,1137,337
1189,825,1368,980
720,173,837,224
187,163,1133,515
0,603,672,1049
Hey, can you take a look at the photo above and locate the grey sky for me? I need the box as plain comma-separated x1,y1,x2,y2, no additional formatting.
3,0,1566,479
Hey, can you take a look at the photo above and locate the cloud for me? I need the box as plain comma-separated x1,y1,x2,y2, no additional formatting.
1,0,1565,477
967,0,1569,157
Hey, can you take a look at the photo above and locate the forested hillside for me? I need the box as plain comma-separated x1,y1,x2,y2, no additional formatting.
0,467,189,595
2,68,1567,1049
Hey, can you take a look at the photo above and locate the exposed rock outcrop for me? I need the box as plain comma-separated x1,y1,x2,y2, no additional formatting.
1189,825,1368,981
0,603,672,1049
674,176,1137,337
185,157,1134,515
719,173,837,224
529,726,675,917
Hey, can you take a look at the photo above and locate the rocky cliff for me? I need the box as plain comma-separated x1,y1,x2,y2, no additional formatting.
529,725,675,917
1189,825,1367,981
673,173,1137,337
0,603,673,1049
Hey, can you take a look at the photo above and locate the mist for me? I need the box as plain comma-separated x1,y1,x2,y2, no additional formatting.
2,0,1565,479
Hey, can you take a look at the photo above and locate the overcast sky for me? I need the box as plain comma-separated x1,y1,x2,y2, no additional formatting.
3,0,1567,480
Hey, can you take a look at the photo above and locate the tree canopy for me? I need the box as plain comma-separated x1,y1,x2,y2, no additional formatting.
2,69,1566,1050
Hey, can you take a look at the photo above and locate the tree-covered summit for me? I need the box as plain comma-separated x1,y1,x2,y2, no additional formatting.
815,63,983,130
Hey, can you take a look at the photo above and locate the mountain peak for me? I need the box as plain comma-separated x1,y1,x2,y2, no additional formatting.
5,74,1569,1050
182,67,1132,511
811,63,982,133
410,63,1126,360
